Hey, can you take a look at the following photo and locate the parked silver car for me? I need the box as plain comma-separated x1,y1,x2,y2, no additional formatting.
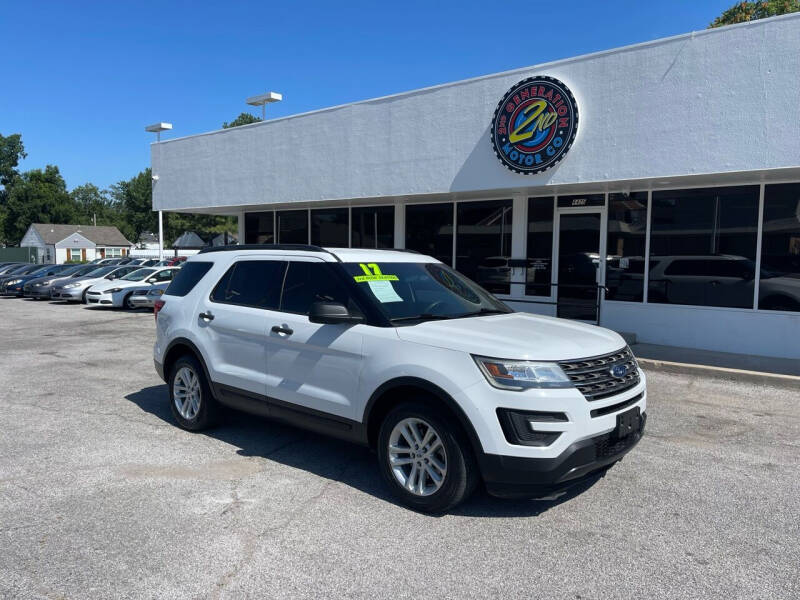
50,265,141,303
128,285,168,309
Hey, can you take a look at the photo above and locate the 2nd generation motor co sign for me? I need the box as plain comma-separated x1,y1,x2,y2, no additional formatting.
491,76,578,175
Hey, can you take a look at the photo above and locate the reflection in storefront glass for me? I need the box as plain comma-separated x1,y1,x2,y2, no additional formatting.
311,208,349,247
649,186,759,309
244,211,275,244
606,192,648,302
277,210,309,244
759,184,800,312
351,206,394,249
455,199,513,295
405,203,454,265
526,197,554,296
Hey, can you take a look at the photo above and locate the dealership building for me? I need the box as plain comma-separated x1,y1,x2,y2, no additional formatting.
151,14,800,359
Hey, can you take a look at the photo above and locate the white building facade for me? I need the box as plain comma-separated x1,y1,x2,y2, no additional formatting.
151,15,800,359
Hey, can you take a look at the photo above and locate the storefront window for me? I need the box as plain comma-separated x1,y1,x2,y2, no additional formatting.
526,197,554,296
405,203,454,265
244,211,275,244
311,208,349,247
606,192,648,302
277,210,309,244
351,206,394,249
758,183,800,312
649,186,759,309
455,200,512,294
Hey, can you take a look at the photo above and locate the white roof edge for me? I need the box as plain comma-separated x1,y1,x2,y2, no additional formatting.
153,13,800,147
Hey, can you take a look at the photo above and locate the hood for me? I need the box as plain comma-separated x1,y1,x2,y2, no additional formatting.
395,312,626,361
90,279,142,292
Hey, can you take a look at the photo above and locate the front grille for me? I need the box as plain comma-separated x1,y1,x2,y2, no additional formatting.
559,347,640,401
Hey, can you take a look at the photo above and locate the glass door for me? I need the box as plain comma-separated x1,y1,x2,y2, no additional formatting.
556,211,603,321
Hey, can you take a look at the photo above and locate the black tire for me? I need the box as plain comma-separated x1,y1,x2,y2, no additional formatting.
168,354,219,431
377,401,479,513
123,292,135,310
82,289,89,304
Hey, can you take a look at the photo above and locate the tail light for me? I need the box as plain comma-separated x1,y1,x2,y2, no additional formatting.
154,299,166,321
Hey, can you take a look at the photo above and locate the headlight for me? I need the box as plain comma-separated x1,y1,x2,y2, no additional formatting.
64,282,81,289
107,287,123,293
6,279,22,285
36,280,52,286
148,289,164,296
473,355,572,390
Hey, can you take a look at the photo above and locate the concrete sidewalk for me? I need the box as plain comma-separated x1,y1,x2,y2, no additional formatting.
630,342,800,387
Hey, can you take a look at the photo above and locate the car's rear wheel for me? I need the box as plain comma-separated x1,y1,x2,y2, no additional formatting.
377,401,478,513
168,355,219,431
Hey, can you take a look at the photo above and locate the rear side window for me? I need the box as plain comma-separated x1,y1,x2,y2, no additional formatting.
165,262,213,297
280,261,359,315
210,260,286,308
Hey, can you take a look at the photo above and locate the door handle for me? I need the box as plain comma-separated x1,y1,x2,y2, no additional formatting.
271,325,293,335
199,311,215,321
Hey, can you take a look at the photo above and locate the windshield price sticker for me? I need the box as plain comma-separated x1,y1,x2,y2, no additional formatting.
353,263,398,282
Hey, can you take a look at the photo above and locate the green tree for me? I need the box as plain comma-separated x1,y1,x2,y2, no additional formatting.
109,168,154,243
709,0,800,27
0,133,26,188
4,165,77,244
222,112,263,128
0,133,27,245
71,183,122,227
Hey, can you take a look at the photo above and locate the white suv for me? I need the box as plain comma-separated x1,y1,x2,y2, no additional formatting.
154,245,646,512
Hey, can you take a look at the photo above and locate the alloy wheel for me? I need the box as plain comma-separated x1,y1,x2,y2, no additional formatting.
388,417,447,496
173,366,201,420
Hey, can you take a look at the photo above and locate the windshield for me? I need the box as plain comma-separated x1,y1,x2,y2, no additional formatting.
341,261,511,323
58,265,85,276
21,264,49,275
121,268,156,281
70,265,98,277
84,266,117,278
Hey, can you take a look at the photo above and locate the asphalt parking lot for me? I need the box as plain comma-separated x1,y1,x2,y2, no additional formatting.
1,298,798,599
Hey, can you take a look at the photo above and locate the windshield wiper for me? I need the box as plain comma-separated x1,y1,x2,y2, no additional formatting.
457,308,511,318
389,313,454,323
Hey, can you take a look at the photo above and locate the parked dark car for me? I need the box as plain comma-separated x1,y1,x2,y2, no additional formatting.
22,264,88,299
0,264,54,295
4,264,77,297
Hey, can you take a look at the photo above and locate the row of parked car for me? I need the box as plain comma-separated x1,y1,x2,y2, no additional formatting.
0,256,186,309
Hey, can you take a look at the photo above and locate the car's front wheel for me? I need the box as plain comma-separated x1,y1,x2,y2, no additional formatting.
377,401,478,513
168,354,219,431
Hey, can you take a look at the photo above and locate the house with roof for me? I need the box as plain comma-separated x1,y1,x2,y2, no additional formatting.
20,224,134,264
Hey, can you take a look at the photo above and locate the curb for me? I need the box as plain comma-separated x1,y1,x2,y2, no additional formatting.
637,358,800,389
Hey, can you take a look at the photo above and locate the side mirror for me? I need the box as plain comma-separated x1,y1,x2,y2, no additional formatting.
146,278,158,284
308,301,363,325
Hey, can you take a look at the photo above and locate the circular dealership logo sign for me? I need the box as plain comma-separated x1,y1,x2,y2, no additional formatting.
491,76,578,175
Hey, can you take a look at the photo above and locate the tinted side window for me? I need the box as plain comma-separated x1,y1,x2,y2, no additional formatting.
280,262,357,315
210,261,287,308
165,262,213,297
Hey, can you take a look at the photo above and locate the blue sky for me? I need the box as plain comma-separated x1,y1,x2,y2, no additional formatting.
1,0,734,191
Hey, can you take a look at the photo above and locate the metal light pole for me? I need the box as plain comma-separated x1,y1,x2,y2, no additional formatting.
145,122,173,260
245,92,282,119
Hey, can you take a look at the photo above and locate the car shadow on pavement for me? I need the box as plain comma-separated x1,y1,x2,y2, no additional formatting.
125,384,601,518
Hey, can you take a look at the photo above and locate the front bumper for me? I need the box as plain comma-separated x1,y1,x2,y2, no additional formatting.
479,412,646,497
86,291,118,306
25,287,53,298
51,288,84,301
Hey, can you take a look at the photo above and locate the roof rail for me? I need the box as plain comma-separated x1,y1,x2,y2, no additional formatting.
197,243,342,261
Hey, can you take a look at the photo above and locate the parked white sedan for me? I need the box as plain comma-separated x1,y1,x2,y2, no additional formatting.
86,267,180,309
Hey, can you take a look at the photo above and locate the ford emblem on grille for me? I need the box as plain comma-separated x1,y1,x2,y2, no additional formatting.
610,364,629,379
